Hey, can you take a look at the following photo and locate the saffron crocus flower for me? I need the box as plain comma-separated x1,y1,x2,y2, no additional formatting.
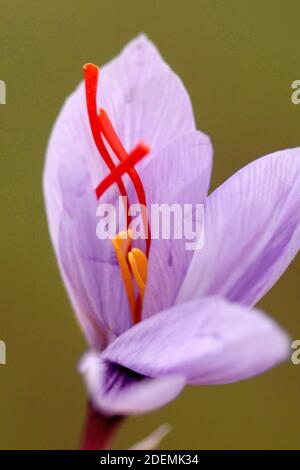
44,34,300,420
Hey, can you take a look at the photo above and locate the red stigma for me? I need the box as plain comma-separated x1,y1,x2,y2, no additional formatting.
98,109,151,255
83,63,151,255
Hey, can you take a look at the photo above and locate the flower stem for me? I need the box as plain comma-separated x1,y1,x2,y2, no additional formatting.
80,402,124,450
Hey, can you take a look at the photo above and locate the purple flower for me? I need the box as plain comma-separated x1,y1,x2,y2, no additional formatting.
44,34,299,417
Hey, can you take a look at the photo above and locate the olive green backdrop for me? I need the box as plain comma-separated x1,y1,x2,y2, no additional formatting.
1,0,300,449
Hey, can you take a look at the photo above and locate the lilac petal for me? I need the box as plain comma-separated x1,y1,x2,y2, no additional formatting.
58,180,132,341
126,131,213,318
45,132,132,345
102,296,290,385
79,351,186,416
43,139,112,348
177,147,300,307
98,34,196,167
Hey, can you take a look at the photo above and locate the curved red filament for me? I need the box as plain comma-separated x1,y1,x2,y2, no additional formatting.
83,64,130,226
83,63,151,255
98,109,151,255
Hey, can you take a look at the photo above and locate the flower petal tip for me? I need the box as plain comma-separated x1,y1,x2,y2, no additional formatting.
129,423,172,450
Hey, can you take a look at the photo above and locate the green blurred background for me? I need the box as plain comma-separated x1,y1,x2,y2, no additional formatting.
1,0,300,449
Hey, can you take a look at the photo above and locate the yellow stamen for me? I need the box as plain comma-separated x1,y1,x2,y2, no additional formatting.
112,231,135,317
112,231,149,325
128,248,148,302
